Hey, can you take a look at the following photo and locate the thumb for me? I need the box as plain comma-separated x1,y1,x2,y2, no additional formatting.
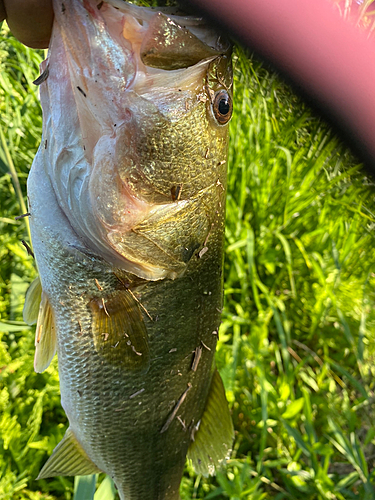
1,0,53,49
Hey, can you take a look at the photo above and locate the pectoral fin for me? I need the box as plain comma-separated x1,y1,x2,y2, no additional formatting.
37,428,101,479
89,289,150,372
34,292,57,373
187,369,234,476
23,276,42,325
23,276,57,372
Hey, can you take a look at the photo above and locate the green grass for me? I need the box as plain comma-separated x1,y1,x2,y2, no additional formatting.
1,17,375,500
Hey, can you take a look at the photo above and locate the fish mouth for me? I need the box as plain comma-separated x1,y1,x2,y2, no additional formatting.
105,0,230,58
103,0,230,95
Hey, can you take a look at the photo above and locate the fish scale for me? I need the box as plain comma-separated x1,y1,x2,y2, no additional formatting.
24,0,234,498
34,230,223,498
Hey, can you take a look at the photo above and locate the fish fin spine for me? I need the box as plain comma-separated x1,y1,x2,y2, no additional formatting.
37,428,102,479
23,275,42,325
34,291,57,373
187,368,234,477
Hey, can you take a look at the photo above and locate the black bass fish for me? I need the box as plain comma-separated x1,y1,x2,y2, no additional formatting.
24,0,233,498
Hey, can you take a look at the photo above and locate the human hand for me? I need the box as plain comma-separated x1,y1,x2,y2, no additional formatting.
0,0,53,48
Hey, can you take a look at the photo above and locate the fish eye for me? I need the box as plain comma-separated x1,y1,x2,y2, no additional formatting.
212,90,233,125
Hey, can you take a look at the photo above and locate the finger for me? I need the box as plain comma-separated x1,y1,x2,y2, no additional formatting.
4,0,53,48
0,1,6,22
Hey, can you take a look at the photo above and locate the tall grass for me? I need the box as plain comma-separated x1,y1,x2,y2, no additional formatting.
1,15,375,500
209,49,375,500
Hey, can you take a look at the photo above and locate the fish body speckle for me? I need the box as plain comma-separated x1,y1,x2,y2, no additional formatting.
25,1,234,498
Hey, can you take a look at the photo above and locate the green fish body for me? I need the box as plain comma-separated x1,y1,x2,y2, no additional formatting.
25,1,233,498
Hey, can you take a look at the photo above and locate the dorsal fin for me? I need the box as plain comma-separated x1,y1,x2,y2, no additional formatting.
89,289,150,372
37,427,102,479
23,276,42,325
187,369,234,476
34,291,57,373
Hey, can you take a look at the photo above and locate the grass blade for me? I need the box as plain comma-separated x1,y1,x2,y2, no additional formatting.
73,475,97,500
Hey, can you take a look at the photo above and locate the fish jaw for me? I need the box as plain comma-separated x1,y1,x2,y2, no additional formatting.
40,0,232,280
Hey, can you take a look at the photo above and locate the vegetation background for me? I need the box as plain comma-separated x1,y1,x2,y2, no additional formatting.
1,1,375,499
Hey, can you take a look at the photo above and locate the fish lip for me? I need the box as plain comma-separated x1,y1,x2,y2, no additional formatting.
104,0,204,23
127,55,218,98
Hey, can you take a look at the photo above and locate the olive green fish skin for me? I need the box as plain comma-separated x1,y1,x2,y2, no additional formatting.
29,167,226,499
32,215,225,499
27,2,232,498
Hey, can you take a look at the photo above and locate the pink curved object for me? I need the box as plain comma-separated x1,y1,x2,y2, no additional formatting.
188,0,375,170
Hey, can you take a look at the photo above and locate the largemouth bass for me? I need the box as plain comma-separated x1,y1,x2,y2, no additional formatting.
24,0,233,498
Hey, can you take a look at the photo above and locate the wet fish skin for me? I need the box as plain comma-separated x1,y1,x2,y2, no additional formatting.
26,1,233,499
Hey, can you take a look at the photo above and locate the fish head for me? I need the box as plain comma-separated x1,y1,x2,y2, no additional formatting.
42,0,233,280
